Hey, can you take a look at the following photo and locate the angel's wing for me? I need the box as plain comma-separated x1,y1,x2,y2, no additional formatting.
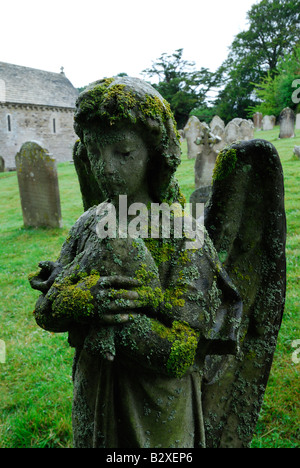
73,140,105,211
202,139,286,448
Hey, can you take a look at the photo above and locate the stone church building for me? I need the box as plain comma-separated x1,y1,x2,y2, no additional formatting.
0,61,79,169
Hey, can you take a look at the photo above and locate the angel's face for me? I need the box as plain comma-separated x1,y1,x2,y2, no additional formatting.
83,127,150,204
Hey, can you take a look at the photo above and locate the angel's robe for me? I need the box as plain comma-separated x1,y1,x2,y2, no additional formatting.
33,204,242,448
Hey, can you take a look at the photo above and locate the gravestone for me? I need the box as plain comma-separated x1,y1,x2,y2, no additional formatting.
0,156,5,172
294,146,300,159
279,108,295,138
15,141,62,228
296,114,300,130
253,112,262,130
178,129,185,142
194,123,221,189
189,186,210,220
210,116,225,134
209,116,225,152
262,115,276,131
183,115,202,159
224,118,254,145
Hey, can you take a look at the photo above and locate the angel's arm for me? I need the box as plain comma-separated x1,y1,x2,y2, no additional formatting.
113,236,243,376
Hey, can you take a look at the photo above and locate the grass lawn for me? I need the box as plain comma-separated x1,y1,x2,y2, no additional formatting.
0,126,299,448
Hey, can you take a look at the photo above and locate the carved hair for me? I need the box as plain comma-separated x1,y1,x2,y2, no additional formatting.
73,77,183,207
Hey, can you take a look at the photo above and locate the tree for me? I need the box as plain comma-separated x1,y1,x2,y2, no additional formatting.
214,0,300,122
249,44,300,116
142,49,217,128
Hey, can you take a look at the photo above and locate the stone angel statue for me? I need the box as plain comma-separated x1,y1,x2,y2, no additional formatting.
29,77,286,448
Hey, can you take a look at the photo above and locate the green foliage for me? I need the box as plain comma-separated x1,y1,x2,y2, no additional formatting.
214,0,300,122
142,49,217,128
249,45,300,117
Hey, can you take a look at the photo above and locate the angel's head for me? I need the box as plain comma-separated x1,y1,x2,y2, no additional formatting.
73,76,182,206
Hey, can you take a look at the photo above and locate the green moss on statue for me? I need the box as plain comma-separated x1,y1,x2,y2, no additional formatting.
151,320,199,378
213,148,238,181
51,271,100,320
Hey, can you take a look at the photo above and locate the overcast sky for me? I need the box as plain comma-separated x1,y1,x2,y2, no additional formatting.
1,0,257,88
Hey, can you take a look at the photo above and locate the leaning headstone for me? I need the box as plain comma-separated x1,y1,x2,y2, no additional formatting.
293,146,300,159
295,114,300,130
279,108,295,138
183,116,202,159
15,142,62,228
194,123,221,189
253,112,262,130
262,115,276,131
0,156,5,172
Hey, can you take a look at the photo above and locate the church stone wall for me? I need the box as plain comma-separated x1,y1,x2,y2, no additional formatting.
0,103,77,168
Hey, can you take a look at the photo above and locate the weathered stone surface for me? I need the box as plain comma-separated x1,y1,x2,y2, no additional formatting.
279,107,295,138
0,61,78,169
293,146,300,158
262,115,276,131
183,115,202,159
28,77,286,449
15,141,62,228
210,115,225,133
224,118,254,145
253,112,262,130
189,186,210,220
295,113,300,130
194,123,220,188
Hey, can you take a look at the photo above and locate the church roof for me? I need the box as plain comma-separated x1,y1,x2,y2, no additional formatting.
0,61,78,108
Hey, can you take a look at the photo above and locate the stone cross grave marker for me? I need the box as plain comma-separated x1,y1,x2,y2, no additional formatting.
15,141,62,228
194,123,221,189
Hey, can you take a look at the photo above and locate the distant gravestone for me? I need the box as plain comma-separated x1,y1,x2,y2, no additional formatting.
296,114,300,130
279,108,295,138
0,156,5,172
253,112,262,130
189,186,211,220
194,123,221,189
262,115,276,131
210,116,225,133
15,142,62,228
210,116,225,152
184,116,202,159
293,146,300,159
224,119,254,145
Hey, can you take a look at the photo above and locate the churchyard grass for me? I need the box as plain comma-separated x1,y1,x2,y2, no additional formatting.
0,127,299,448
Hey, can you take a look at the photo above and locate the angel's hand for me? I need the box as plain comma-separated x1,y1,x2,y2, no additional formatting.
29,261,62,294
93,275,142,325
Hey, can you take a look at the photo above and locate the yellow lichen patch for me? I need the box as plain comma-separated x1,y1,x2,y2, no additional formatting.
151,320,199,378
51,272,100,320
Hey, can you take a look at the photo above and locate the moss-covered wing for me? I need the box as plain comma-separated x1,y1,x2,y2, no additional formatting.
202,139,286,448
